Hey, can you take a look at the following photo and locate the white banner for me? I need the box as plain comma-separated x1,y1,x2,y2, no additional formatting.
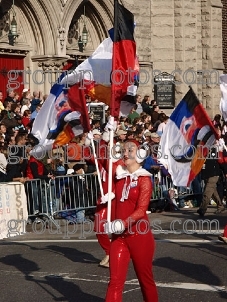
0,182,28,239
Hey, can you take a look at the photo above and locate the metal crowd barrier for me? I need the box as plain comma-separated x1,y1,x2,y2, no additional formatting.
152,173,195,200
24,172,204,222
149,172,204,212
24,173,100,223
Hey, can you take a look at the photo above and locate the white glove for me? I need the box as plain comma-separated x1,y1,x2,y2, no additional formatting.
105,116,117,131
102,131,110,142
87,132,93,140
218,138,227,152
115,142,121,153
84,138,91,146
104,220,125,234
101,192,115,204
127,85,137,96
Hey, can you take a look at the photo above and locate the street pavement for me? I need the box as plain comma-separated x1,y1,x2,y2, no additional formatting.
0,207,227,302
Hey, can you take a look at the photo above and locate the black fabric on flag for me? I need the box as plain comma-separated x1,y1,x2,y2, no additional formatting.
184,87,200,113
110,0,137,117
113,0,135,42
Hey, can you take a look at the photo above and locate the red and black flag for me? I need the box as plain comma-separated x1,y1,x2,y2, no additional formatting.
110,0,137,118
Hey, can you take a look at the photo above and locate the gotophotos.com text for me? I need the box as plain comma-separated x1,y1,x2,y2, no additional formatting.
6,142,221,164
5,68,221,89
6,217,221,239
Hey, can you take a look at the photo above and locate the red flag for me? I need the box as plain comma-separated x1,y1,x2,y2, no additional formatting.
68,85,91,133
110,0,137,117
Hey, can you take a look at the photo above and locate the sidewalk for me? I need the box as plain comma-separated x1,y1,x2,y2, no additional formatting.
2,206,226,242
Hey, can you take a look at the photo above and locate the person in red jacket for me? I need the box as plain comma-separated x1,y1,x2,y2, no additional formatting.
27,155,54,181
21,110,31,129
26,144,54,214
104,140,158,302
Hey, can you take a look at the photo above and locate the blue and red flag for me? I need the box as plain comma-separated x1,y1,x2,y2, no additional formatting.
32,69,91,151
159,87,218,186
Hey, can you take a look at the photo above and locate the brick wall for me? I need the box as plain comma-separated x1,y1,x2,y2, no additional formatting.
223,0,227,72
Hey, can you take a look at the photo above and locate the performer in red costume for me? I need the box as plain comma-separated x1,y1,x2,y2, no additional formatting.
104,140,158,302
94,154,124,268
94,166,112,268
85,128,124,268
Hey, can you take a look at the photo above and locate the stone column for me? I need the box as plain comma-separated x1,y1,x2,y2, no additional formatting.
38,61,67,93
29,57,68,94
222,0,227,73
174,0,201,104
196,0,203,101
201,0,224,117
151,0,175,96
124,0,153,96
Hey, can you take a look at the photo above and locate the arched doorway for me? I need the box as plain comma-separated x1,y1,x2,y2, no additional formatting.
0,55,25,99
65,0,113,65
0,0,115,95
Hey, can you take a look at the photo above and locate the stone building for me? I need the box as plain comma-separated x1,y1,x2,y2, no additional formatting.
222,0,227,72
0,0,225,117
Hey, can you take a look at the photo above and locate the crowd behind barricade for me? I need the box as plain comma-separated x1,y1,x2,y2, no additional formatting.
0,88,227,222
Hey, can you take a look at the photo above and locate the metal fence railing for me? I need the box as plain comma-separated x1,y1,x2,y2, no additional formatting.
24,171,205,223
151,172,195,199
149,172,204,210
24,173,100,223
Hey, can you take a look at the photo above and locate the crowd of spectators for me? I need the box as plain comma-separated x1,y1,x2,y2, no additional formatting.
0,88,227,215
0,88,45,182
87,94,227,213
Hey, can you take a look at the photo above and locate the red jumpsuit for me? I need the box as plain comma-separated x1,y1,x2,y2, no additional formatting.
94,164,112,255
84,139,110,255
105,166,158,302
87,138,124,256
94,159,124,255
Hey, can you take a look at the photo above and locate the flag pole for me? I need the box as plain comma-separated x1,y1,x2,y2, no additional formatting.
107,0,118,223
90,132,104,199
107,118,114,223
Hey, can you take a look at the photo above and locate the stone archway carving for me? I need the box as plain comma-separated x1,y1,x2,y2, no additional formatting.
19,0,56,55
0,0,59,57
60,0,68,7
63,0,114,54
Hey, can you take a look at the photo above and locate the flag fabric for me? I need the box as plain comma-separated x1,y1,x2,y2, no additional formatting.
67,85,90,133
60,36,138,117
32,72,90,151
32,37,114,150
219,74,227,121
31,75,66,151
32,4,139,150
32,38,112,152
60,38,113,105
110,0,137,117
158,87,218,187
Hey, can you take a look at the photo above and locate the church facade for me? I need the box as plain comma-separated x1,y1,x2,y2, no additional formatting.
0,0,225,117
